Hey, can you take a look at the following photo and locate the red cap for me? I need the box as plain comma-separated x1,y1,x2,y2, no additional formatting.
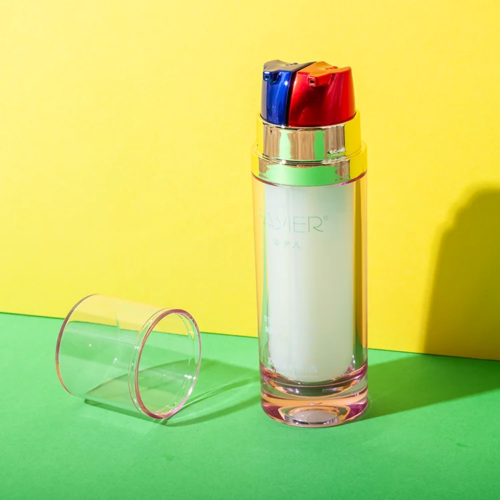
288,62,355,127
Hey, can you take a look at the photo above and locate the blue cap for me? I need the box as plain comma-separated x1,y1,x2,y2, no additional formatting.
261,60,313,126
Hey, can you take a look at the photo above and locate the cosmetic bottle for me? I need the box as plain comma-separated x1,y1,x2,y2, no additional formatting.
252,60,368,427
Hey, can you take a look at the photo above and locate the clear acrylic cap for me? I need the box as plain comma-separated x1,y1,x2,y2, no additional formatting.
56,295,202,419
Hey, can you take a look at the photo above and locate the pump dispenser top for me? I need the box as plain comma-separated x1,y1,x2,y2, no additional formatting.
261,60,355,128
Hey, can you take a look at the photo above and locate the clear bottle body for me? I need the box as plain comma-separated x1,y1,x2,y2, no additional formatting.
252,174,367,427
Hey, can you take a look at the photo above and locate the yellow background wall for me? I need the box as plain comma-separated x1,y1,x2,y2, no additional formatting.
1,1,500,359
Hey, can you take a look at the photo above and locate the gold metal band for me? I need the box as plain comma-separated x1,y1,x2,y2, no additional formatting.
252,111,367,186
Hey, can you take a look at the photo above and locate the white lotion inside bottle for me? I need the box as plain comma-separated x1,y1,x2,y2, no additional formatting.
264,182,354,383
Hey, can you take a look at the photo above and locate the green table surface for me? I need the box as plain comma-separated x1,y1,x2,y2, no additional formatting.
1,313,499,499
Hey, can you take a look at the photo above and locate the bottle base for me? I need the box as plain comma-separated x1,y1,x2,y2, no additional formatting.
260,363,368,428
261,394,368,428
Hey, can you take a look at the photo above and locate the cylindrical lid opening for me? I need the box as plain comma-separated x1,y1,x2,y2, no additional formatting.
130,309,202,419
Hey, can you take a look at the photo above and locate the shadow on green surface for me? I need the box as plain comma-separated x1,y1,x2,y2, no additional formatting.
166,359,259,427
85,359,259,426
84,399,154,422
367,353,500,419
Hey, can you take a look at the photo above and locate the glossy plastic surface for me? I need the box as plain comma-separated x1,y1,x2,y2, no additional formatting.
56,295,201,419
288,62,355,127
261,60,312,125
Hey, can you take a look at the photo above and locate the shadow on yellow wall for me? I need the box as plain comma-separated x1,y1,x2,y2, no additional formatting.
426,189,500,360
